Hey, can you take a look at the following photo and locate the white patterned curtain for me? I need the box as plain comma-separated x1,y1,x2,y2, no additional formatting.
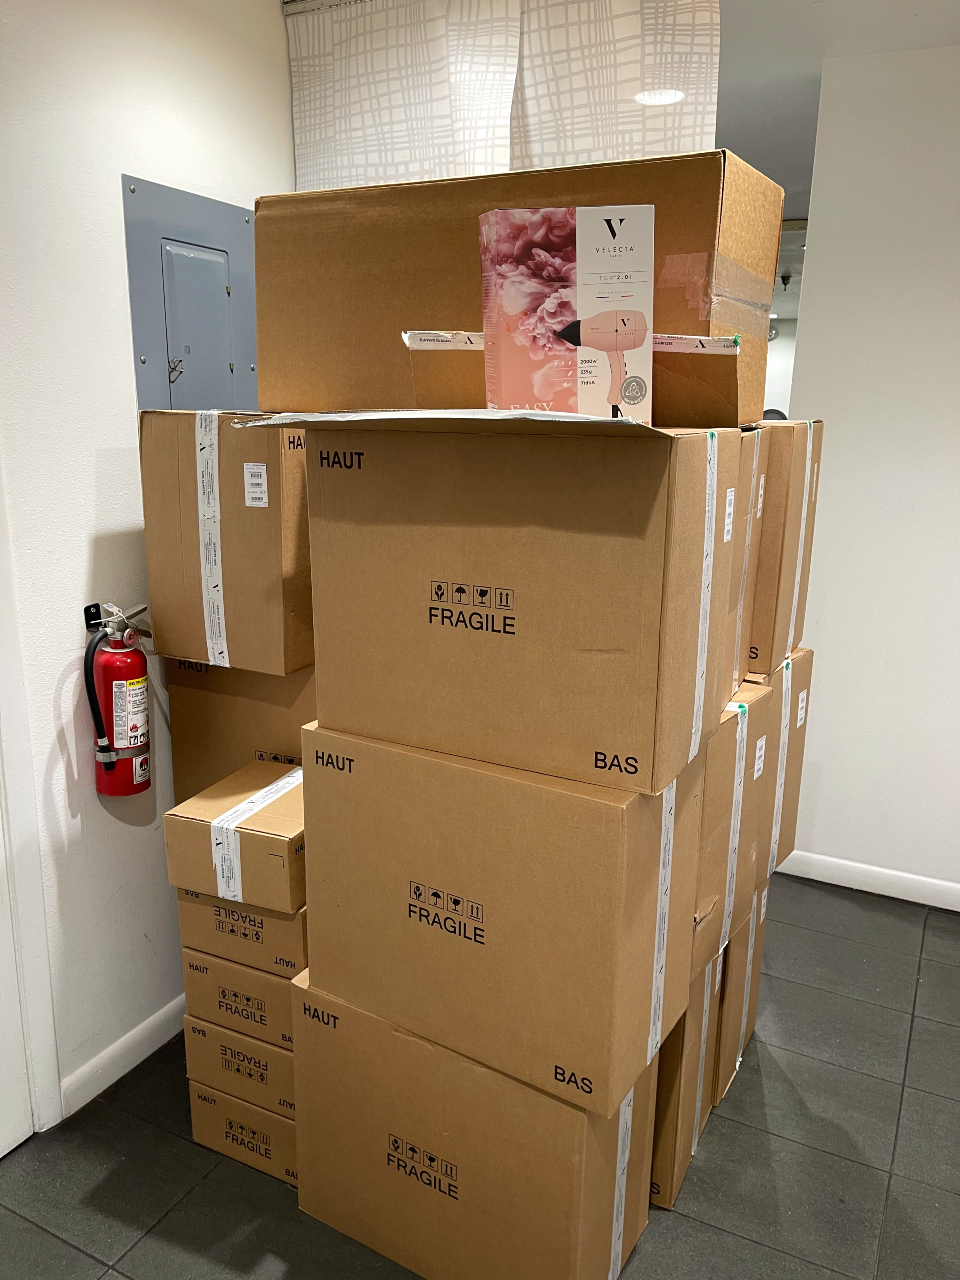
284,0,719,190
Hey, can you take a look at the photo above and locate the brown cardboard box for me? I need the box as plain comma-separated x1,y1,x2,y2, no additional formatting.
748,648,814,884
189,1080,296,1185
165,659,315,804
184,1015,295,1118
164,762,304,913
182,949,295,1049
177,890,306,977
749,421,823,675
292,972,658,1280
140,411,312,675
725,426,770,695
692,681,777,974
255,150,783,427
650,955,724,1209
295,412,739,795
301,723,701,1118
713,882,768,1105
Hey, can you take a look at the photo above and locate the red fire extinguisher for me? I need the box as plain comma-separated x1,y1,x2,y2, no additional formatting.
84,603,152,796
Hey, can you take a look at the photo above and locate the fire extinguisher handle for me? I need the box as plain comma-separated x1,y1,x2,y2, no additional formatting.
83,627,116,770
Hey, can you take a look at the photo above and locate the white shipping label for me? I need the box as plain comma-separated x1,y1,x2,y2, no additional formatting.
209,766,303,902
797,689,808,728
720,703,748,951
812,461,819,505
715,950,724,993
768,661,792,878
723,487,736,542
689,432,718,762
243,462,269,507
691,961,713,1157
756,473,766,519
754,735,766,780
737,894,759,1067
786,423,814,655
401,330,738,354
647,779,676,1063
607,1086,635,1280
112,677,149,748
761,886,768,922
195,410,230,667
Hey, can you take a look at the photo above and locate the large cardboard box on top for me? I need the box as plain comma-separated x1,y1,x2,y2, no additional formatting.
255,150,783,427
749,420,823,675
692,681,778,975
164,762,305,914
140,412,312,676
650,954,723,1209
165,659,315,803
714,882,768,1105
747,647,814,884
292,410,739,794
302,723,702,1118
292,972,658,1280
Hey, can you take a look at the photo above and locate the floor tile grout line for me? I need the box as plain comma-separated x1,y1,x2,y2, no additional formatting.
747,1036,910,1086
668,1205,863,1279
0,1199,119,1272
766,913,927,961
872,907,927,1280
760,969,917,1015
108,1153,226,1273
708,1110,898,1177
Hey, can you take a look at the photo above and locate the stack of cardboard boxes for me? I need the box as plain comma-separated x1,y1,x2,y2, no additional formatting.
139,149,823,1276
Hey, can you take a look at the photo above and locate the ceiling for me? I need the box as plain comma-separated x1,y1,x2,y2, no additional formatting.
716,0,960,218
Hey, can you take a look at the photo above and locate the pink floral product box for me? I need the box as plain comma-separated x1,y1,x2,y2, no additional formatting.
480,205,654,420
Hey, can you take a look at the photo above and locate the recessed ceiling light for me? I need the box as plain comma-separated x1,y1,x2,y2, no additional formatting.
770,313,778,319
635,89,684,106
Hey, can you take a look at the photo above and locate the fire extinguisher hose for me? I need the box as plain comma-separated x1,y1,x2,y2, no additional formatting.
84,627,116,770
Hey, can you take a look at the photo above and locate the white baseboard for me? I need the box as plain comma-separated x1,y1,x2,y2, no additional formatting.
779,850,960,912
58,992,186,1121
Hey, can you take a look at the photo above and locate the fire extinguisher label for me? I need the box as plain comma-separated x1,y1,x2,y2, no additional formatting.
113,677,149,748
133,754,150,783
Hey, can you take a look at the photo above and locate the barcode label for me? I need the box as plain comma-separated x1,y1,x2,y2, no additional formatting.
756,473,766,519
723,487,736,542
754,734,766,780
797,689,807,727
244,462,268,508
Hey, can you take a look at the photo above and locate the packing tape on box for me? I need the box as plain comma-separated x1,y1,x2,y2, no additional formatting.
691,959,714,1157
607,1084,635,1280
786,421,814,655
720,702,749,952
210,767,303,901
689,431,718,762
768,658,792,878
195,410,230,668
736,891,759,1067
401,330,740,353
647,778,676,1063
732,429,762,693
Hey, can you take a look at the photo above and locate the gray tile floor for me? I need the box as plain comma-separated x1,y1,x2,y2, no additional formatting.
0,875,957,1279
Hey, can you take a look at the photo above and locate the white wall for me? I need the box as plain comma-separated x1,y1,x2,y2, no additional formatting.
785,45,960,908
763,319,797,416
0,0,294,1125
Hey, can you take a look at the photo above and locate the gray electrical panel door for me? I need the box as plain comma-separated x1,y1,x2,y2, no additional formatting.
161,241,234,411
122,175,258,412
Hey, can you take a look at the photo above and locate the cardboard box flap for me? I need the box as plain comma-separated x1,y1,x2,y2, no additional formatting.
240,408,669,440
167,761,303,839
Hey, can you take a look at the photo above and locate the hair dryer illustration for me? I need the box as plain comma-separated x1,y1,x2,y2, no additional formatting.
557,310,649,416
